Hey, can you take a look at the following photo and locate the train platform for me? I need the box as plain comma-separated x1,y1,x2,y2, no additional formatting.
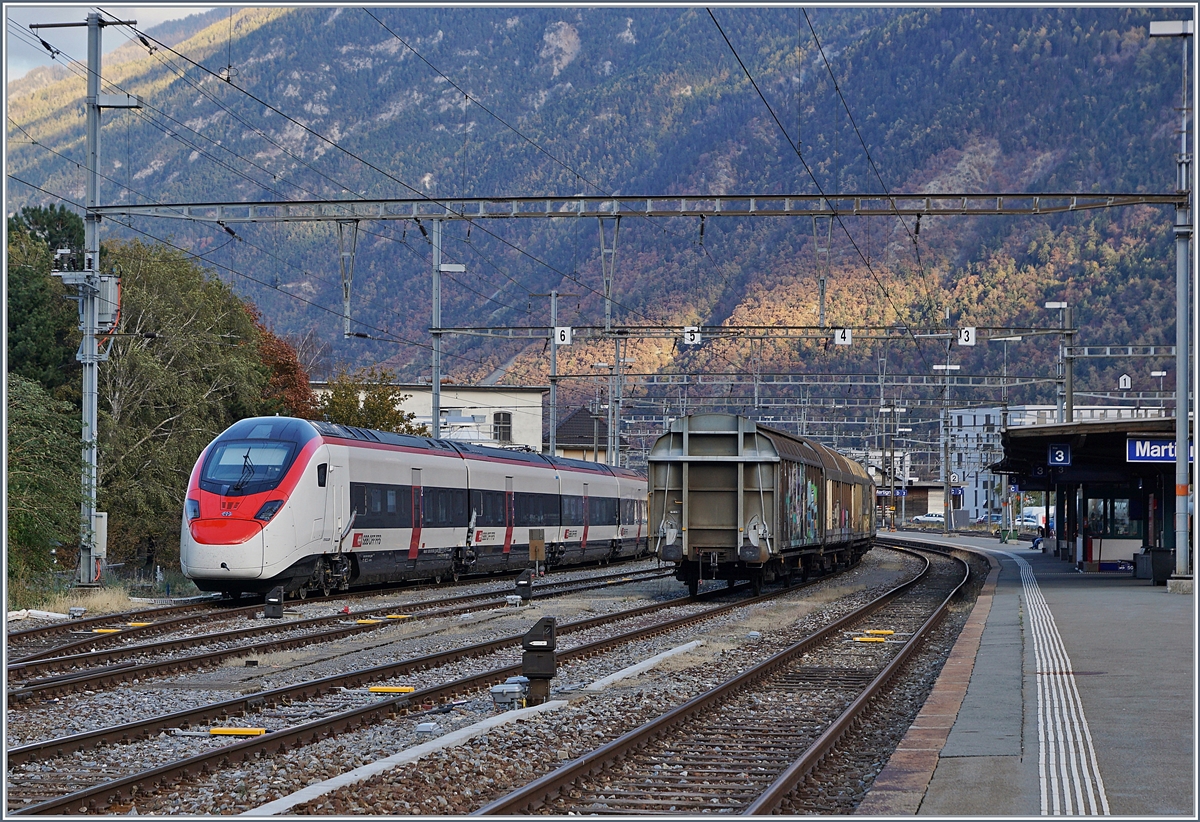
857,532,1195,817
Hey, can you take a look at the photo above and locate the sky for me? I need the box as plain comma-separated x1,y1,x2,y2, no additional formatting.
5,5,214,81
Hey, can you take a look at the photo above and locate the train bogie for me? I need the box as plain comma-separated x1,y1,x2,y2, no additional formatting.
182,418,648,597
649,414,874,594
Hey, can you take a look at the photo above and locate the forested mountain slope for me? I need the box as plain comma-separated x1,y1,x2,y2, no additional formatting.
7,6,1188,408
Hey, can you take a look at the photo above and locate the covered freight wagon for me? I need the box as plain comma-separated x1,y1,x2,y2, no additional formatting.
649,413,875,595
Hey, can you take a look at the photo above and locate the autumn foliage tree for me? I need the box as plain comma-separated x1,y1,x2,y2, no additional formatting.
248,306,317,419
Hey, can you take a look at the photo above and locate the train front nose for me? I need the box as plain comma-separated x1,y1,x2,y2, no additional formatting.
182,518,266,579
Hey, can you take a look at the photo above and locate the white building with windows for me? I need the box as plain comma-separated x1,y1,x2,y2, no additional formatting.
948,404,1170,520
310,382,548,451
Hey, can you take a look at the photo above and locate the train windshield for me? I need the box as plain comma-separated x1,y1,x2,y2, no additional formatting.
198,418,315,497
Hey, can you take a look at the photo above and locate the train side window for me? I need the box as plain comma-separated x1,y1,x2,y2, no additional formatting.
317,463,328,487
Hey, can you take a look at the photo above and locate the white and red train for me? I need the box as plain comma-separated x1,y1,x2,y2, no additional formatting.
181,417,648,597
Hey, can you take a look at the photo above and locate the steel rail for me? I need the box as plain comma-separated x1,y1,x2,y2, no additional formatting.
6,570,673,704
744,546,970,813
6,565,660,668
471,546,941,814
7,568,669,679
9,571,827,814
6,570,756,770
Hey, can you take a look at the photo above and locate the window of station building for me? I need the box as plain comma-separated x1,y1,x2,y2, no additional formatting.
1085,496,1143,539
493,412,513,443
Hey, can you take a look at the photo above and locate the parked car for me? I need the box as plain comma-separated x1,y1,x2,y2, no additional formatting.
911,512,945,524
975,513,1003,525
1017,515,1041,529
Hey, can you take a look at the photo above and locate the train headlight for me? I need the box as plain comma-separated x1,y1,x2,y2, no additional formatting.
254,500,285,522
186,498,201,521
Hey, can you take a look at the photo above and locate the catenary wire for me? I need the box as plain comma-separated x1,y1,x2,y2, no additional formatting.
98,11,662,324
707,8,932,372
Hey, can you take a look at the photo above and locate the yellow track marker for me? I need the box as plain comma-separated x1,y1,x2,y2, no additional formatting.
385,614,411,619
127,622,152,627
864,629,894,636
355,619,382,625
368,686,416,694
92,628,121,634
210,728,266,736
853,636,887,643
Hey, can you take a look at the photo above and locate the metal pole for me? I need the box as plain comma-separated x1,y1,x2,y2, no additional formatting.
431,219,441,438
889,415,896,530
1065,305,1074,423
943,341,952,534
549,290,558,455
1175,32,1193,580
77,13,103,586
609,339,618,465
1057,306,1066,423
1150,19,1194,582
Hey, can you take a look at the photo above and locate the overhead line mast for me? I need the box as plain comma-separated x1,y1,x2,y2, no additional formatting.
31,13,141,587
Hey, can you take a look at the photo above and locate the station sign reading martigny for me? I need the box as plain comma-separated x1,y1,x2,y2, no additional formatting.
1126,438,1194,463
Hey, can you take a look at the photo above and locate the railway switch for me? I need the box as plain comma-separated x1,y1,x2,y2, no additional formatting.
264,585,284,619
490,675,530,710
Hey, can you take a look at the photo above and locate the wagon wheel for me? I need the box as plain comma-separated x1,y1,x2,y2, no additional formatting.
296,585,307,600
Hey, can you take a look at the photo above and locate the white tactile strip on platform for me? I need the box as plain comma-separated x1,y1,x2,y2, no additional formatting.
996,549,1111,816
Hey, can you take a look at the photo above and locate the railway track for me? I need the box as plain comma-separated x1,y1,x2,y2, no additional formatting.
4,560,656,662
474,545,968,815
7,556,874,815
6,568,672,703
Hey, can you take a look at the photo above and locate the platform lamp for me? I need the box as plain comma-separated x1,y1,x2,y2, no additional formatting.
933,362,960,534
1151,371,1168,410
1044,302,1070,423
897,426,913,524
988,335,1023,428
1150,18,1193,584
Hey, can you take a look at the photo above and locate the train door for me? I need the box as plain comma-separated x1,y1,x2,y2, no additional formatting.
408,467,423,568
321,452,348,550
503,476,514,560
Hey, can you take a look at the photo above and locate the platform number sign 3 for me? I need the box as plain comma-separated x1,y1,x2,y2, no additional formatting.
834,328,852,345
554,326,572,345
957,326,976,346
1047,443,1071,466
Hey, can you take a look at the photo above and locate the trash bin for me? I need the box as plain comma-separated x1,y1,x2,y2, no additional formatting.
1150,548,1175,586
1135,552,1153,580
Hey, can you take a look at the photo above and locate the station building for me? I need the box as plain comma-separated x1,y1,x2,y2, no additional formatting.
947,404,1171,521
991,414,1192,589
310,381,548,451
